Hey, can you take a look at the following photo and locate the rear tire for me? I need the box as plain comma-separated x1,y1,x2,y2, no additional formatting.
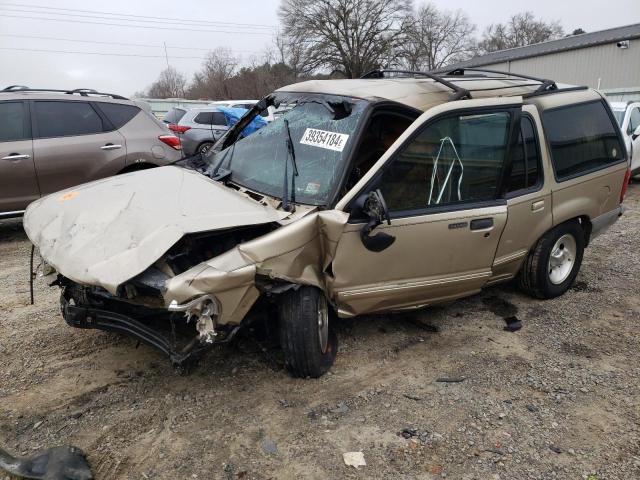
278,286,337,378
518,221,585,299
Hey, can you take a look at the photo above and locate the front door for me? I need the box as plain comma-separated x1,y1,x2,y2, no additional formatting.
0,100,40,214
330,99,522,317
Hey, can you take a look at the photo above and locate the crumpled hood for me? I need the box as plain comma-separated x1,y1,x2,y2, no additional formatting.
24,166,288,293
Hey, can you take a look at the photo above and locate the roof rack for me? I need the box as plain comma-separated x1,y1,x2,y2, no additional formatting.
360,69,472,101
1,85,128,100
443,68,557,94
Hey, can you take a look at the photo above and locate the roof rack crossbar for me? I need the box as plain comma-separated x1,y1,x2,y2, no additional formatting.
360,69,472,101
1,86,127,100
444,67,558,93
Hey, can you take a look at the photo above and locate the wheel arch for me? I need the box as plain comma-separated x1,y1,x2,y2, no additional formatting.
117,162,158,174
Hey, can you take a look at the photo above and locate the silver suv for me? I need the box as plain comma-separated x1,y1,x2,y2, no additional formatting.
0,86,182,218
170,106,229,156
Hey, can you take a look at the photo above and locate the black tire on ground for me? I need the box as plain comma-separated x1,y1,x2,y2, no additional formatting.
278,286,337,378
518,220,585,299
198,142,214,154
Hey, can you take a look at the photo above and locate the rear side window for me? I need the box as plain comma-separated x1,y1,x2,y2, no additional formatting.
0,101,29,141
543,101,624,180
96,102,140,129
34,101,106,138
194,111,226,125
507,117,540,193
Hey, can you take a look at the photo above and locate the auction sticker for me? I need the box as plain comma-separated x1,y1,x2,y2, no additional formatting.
300,128,349,152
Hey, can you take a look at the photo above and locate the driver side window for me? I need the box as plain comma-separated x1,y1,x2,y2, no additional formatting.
378,111,511,212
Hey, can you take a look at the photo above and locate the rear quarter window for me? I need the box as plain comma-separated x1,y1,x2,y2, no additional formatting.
543,100,624,181
164,107,186,124
96,102,140,129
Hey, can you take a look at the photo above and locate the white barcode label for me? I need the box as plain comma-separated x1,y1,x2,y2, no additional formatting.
300,128,349,152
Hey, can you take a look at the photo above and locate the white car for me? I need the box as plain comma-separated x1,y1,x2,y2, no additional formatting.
209,100,276,122
610,101,640,175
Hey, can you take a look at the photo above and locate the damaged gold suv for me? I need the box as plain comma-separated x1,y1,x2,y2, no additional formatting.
24,69,630,377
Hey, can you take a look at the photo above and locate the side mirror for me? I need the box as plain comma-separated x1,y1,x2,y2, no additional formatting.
354,189,396,252
632,125,640,140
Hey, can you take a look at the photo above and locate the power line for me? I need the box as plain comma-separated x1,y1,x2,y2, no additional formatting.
0,2,277,29
0,46,210,59
0,6,276,31
0,13,275,36
0,33,263,54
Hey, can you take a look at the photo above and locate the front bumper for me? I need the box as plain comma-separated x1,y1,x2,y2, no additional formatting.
60,294,220,367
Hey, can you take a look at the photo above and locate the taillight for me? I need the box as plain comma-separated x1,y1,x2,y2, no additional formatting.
159,134,181,150
168,124,190,134
620,168,631,203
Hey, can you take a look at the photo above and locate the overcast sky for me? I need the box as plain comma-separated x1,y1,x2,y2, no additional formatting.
1,0,638,96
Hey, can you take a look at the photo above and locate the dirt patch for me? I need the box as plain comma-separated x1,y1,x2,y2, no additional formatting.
2,186,640,479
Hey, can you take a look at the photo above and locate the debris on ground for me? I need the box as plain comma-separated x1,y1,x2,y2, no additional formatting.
260,438,278,456
342,451,366,469
503,316,522,332
435,377,465,383
0,445,93,480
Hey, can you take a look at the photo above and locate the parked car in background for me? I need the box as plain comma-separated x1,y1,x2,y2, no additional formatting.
170,106,268,156
0,86,182,218
24,70,630,378
169,106,229,155
610,101,640,175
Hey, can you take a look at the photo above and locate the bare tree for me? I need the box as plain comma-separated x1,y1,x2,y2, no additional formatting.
187,48,238,99
279,0,413,78
400,3,476,71
479,12,564,53
146,66,187,98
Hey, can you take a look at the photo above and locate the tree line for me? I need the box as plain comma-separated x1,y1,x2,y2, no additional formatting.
142,1,575,100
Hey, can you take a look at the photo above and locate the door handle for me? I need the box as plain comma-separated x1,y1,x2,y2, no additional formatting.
531,200,545,212
470,217,494,231
1,153,30,161
100,144,122,150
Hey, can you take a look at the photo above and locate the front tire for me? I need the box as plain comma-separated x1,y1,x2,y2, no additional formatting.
518,221,585,299
278,286,337,378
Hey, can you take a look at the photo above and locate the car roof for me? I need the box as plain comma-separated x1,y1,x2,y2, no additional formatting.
0,90,134,105
276,77,597,112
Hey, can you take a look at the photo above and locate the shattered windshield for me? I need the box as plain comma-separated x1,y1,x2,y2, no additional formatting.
204,93,367,205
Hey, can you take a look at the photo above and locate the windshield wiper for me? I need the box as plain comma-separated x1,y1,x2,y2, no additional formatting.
281,118,299,212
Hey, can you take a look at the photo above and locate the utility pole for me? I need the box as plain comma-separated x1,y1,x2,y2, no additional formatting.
163,42,170,69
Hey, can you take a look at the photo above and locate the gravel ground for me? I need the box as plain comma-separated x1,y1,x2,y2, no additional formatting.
1,184,639,480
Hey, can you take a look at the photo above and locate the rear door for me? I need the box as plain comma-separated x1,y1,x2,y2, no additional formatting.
0,100,39,213
31,100,127,195
330,98,522,316
491,107,552,282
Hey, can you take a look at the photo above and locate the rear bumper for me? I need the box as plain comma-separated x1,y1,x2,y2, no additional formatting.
590,205,624,241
